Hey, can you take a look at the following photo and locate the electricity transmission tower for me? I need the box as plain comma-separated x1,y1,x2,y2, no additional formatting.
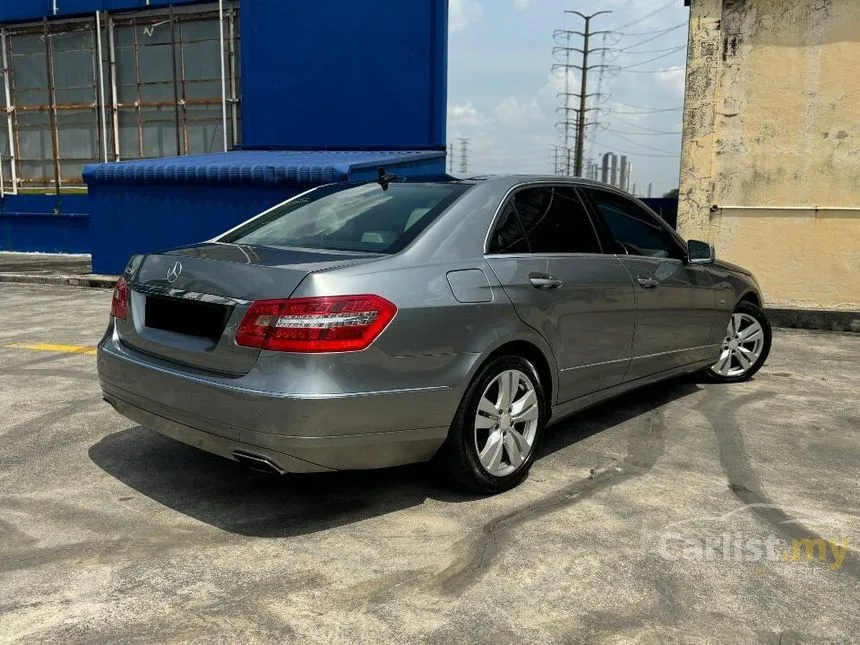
447,143,454,174
458,137,471,175
552,10,613,176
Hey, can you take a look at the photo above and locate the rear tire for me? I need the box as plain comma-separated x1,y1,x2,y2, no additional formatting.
706,300,772,383
438,355,547,494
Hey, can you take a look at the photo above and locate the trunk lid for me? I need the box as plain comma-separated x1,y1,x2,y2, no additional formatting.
116,242,378,374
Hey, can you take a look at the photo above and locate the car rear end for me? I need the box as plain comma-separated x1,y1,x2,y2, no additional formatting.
97,181,473,473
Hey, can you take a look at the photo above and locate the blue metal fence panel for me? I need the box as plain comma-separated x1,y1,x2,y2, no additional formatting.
0,195,91,253
88,184,295,274
642,198,679,229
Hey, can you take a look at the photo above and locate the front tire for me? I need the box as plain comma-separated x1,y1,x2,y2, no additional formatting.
438,355,547,494
706,300,772,383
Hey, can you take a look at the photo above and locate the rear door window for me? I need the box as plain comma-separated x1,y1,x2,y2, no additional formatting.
221,182,469,254
487,202,530,254
513,186,603,254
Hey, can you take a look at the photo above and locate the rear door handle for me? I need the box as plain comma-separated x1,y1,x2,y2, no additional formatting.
636,276,659,289
529,273,563,290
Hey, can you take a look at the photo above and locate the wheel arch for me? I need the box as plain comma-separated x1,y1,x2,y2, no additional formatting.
738,289,762,309
465,336,558,409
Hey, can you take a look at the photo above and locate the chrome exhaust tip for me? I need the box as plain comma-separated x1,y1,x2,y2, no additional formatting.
232,450,286,476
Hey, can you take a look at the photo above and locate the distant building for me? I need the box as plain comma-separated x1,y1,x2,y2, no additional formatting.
599,152,631,191
600,153,614,185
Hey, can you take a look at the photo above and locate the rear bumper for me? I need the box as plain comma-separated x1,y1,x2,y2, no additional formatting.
97,333,460,472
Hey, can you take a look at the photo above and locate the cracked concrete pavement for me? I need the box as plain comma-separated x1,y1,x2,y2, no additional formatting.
0,283,858,644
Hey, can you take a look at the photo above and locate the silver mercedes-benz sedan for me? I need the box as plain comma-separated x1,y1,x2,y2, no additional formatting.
98,175,771,493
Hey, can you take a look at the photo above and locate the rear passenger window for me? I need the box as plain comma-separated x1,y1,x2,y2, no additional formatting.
513,187,603,254
488,202,529,254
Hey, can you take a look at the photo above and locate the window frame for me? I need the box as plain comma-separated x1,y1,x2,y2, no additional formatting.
579,186,688,261
484,181,608,257
0,1,240,192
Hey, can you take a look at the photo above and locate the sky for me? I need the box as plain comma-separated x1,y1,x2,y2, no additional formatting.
446,0,689,196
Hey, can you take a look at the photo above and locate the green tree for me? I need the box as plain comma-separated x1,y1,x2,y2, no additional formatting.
662,188,680,199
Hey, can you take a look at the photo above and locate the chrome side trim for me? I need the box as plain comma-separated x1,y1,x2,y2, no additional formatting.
560,357,630,373
630,343,721,362
99,341,453,400
132,283,253,307
559,343,720,373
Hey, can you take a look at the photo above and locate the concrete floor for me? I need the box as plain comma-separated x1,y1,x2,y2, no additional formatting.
0,253,92,276
0,283,858,644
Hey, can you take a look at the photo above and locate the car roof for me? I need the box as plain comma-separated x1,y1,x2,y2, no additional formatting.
462,174,612,187
455,174,641,198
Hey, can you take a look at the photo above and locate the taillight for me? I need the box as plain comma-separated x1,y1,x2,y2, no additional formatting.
235,295,397,353
111,276,129,320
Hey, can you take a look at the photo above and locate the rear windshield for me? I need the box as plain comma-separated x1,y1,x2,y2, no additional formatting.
219,182,469,254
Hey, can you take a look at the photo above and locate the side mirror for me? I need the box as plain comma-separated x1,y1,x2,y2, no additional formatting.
687,239,715,265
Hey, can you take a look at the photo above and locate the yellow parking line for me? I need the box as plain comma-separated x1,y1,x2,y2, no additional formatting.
4,342,97,356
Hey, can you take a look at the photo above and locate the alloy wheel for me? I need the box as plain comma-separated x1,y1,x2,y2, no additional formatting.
473,369,540,477
711,312,766,378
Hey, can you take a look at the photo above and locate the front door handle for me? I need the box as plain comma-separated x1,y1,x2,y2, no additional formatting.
636,276,659,289
529,273,563,290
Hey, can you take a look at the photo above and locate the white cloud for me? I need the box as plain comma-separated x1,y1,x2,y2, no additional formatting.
656,66,687,98
540,67,578,98
513,0,533,9
450,0,483,32
448,102,486,129
493,97,544,125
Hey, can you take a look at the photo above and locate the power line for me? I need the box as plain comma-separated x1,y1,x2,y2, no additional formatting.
606,118,683,134
617,43,687,55
618,22,687,49
608,102,683,113
603,131,679,154
621,64,686,74
604,128,682,136
594,141,680,158
610,0,678,31
618,45,686,69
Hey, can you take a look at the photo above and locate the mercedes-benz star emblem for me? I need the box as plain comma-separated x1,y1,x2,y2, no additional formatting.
166,261,183,283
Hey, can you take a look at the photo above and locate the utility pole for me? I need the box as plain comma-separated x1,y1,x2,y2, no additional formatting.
552,10,612,177
447,143,454,174
458,137,470,175
552,146,561,175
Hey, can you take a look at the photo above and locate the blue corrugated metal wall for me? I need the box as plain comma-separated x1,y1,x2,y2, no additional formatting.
3,0,448,150
84,151,447,274
0,0,202,22
1,0,450,258
240,0,448,150
88,185,295,273
0,195,91,253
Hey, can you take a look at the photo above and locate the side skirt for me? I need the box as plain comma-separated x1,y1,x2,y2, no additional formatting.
547,357,715,427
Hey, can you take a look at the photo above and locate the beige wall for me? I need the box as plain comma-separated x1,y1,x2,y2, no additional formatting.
678,0,860,310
